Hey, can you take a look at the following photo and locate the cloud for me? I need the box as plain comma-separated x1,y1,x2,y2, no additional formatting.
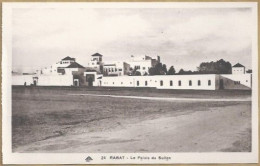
11,8,253,73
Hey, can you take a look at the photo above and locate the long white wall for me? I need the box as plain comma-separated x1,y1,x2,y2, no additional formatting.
101,75,216,90
12,75,34,85
12,74,73,86
37,75,73,86
221,74,251,88
13,73,251,90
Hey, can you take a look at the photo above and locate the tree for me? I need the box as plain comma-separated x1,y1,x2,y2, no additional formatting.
178,69,185,75
148,67,156,75
148,63,167,75
197,59,232,74
131,66,142,76
167,66,175,75
162,64,167,74
178,69,196,75
135,71,141,76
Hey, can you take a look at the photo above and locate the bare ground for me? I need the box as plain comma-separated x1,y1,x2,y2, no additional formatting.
12,86,251,152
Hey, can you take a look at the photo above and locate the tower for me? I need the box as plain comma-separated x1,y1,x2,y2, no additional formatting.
88,53,104,72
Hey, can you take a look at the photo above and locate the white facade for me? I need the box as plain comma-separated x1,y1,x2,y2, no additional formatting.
101,75,217,90
103,61,130,76
87,53,103,72
221,74,251,88
12,75,35,85
36,75,73,86
88,60,101,69
126,55,159,75
37,57,75,75
64,68,80,75
12,74,73,86
232,66,245,74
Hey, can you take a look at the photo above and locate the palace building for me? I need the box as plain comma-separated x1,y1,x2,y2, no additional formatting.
12,53,252,90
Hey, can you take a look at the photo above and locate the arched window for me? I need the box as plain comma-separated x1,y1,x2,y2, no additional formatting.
170,80,173,86
208,80,211,86
160,80,163,86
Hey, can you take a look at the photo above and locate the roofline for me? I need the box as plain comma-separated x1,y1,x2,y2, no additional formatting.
62,56,75,60
104,64,116,66
91,53,103,57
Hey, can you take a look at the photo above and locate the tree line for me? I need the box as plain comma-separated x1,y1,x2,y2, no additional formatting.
130,59,251,76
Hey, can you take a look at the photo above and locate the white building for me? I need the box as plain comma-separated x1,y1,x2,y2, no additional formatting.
12,53,252,90
101,75,216,90
87,53,103,72
37,56,76,75
103,61,130,76
232,63,245,74
99,74,252,90
126,55,160,75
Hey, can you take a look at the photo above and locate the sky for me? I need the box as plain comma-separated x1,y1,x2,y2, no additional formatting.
12,7,253,73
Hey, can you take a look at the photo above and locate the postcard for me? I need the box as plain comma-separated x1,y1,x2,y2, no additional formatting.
2,2,258,164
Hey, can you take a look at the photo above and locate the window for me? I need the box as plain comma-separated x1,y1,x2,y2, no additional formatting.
234,81,241,85
178,80,181,86
198,80,201,86
208,80,211,86
112,68,114,72
137,81,139,86
119,68,122,71
170,80,173,86
113,82,114,84
143,67,146,70
109,68,111,72
189,80,192,86
160,80,163,86
145,81,148,86
115,68,117,72
121,82,123,85
136,66,140,69
130,82,132,84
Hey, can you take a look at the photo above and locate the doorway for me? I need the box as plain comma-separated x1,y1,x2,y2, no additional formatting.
219,79,224,89
74,79,79,86
88,77,93,87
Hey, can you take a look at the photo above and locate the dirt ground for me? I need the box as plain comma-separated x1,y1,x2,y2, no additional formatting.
12,86,251,152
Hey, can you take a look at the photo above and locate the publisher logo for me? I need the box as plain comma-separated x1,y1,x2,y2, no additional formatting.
85,156,93,162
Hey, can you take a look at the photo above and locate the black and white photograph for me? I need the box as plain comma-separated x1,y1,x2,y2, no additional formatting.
2,2,258,164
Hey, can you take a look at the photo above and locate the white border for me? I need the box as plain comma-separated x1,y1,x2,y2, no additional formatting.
2,2,258,164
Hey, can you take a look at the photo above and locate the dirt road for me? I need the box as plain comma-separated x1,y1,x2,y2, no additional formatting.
14,102,251,152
